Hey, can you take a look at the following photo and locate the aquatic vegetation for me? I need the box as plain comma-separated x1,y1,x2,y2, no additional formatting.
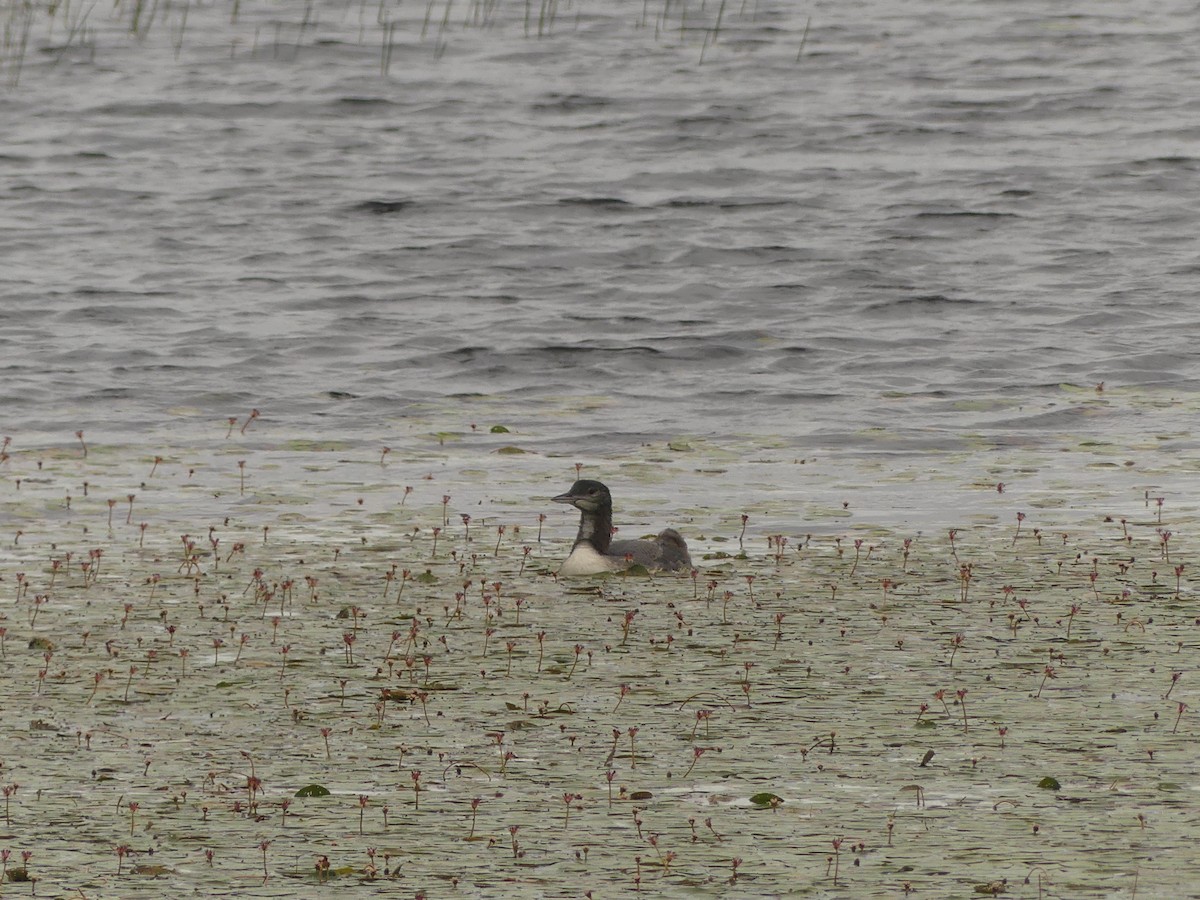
0,0,806,88
0,412,1197,895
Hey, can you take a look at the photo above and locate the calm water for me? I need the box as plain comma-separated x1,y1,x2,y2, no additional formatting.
2,0,1198,452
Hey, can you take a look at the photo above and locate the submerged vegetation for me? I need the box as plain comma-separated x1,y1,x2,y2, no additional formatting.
0,0,807,86
0,398,1198,896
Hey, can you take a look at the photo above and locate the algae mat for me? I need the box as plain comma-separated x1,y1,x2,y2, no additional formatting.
1,421,1199,898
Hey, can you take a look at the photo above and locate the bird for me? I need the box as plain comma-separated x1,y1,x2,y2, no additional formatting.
551,479,692,575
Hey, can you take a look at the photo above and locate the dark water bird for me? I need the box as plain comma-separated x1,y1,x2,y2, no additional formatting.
552,479,692,575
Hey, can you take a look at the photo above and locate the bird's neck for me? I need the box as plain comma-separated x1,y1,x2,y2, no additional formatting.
574,505,614,555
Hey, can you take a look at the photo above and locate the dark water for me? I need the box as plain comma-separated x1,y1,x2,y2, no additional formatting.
2,0,1198,451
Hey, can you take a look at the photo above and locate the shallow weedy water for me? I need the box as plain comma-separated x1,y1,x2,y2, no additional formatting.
1,392,1200,899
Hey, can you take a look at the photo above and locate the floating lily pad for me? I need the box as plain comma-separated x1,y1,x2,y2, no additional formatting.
304,865,355,880
749,792,784,809
295,784,331,798
132,864,173,876
1037,777,1060,790
973,882,1008,895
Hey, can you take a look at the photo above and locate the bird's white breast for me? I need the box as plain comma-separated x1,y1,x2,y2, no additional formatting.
558,544,618,576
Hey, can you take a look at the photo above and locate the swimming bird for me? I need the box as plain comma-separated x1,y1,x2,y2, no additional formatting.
552,479,692,575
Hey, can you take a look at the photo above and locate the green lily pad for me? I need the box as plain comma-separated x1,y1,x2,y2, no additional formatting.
973,882,1007,895
1037,776,1060,790
304,865,355,880
132,864,173,876
295,784,331,797
749,792,784,809
489,425,510,433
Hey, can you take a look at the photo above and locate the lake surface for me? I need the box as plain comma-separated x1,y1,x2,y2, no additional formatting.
3,0,1199,455
2,1,1200,897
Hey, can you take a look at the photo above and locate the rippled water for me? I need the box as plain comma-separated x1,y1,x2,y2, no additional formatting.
5,6,1200,897
2,0,1198,452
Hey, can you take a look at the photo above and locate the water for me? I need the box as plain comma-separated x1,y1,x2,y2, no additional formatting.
2,0,1198,454
4,5,1200,897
